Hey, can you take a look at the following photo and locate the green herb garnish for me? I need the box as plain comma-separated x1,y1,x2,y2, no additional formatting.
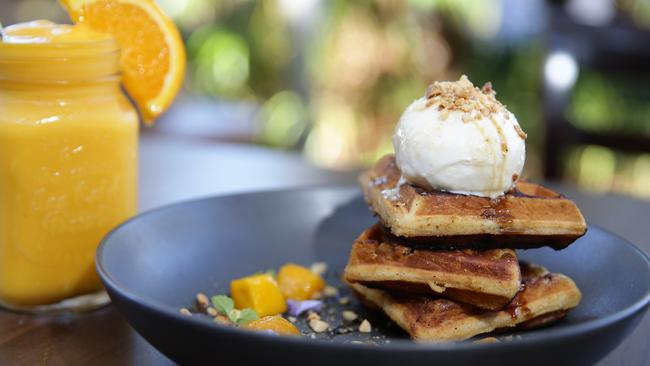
211,295,259,325
211,295,234,314
236,308,260,325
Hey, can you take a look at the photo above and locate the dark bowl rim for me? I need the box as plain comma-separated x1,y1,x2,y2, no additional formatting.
96,185,650,353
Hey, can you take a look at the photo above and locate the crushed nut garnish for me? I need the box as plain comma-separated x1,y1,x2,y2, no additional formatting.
338,297,350,305
288,316,297,323
179,308,192,316
309,319,329,333
214,315,230,325
307,311,321,321
323,286,339,297
206,307,218,317
342,310,358,322
424,75,524,140
359,319,372,333
480,81,494,95
310,262,328,276
196,293,209,309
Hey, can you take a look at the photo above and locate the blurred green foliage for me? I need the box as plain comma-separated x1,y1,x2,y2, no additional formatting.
568,72,650,137
462,42,545,160
158,0,650,198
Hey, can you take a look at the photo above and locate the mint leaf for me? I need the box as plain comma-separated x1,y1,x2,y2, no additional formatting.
236,308,259,325
211,295,234,315
209,295,259,326
226,309,241,324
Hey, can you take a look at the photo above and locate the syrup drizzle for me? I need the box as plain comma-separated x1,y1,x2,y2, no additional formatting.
489,115,508,194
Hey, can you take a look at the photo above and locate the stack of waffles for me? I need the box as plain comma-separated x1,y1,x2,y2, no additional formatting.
343,155,587,342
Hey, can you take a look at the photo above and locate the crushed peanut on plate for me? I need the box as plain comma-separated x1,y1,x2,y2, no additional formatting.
196,293,209,308
310,262,328,276
323,286,339,297
342,310,358,322
359,319,372,333
309,319,330,333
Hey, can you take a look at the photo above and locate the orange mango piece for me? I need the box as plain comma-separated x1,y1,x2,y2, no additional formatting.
230,274,287,317
277,264,326,300
245,315,300,336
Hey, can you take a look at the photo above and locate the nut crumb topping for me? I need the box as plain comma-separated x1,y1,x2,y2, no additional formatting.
359,319,372,333
342,310,358,322
309,319,329,333
480,81,495,96
323,286,339,297
214,315,230,325
310,262,328,276
424,75,526,140
196,293,209,309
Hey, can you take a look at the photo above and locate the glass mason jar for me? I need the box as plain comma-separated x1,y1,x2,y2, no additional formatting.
0,23,138,312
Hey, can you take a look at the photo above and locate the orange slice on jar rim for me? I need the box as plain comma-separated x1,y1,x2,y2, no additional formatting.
60,0,186,125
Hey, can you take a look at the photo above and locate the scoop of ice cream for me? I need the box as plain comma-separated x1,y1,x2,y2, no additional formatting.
392,75,527,199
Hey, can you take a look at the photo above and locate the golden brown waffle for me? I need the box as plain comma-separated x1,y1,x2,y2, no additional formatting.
343,224,521,310
348,262,582,342
359,155,587,250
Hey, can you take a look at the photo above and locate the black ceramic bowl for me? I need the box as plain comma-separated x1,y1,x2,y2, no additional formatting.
97,187,650,366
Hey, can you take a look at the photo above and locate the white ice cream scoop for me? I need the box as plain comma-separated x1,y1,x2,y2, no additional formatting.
393,75,527,199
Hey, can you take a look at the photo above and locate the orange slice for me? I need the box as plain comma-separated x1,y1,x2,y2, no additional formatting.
60,0,186,124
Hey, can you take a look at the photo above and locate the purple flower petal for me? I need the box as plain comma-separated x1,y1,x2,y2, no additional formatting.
286,299,323,317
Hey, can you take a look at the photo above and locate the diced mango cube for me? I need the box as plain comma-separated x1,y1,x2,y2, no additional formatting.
245,315,300,336
277,263,326,300
230,274,287,317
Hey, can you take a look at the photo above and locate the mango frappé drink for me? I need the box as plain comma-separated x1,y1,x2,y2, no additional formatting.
0,21,138,310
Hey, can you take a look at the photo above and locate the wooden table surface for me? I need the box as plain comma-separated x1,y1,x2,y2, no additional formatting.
1,134,649,366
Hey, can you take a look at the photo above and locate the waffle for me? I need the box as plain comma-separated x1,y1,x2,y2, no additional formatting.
359,155,587,250
343,224,521,310
348,264,582,342
348,262,581,342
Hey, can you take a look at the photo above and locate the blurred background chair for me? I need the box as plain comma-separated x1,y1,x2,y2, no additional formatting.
1,0,649,199
543,0,650,194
